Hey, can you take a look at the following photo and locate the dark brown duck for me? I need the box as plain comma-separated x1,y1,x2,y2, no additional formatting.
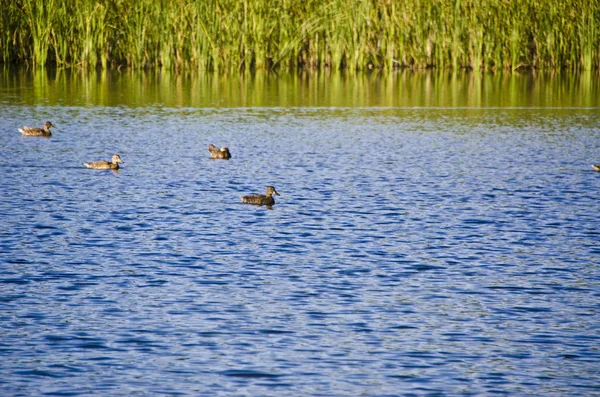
241,186,280,206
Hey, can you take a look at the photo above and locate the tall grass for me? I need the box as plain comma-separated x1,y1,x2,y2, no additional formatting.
1,0,598,71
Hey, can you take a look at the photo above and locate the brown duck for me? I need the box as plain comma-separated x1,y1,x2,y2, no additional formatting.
84,154,124,170
19,121,55,137
592,164,600,172
209,144,231,159
241,186,280,206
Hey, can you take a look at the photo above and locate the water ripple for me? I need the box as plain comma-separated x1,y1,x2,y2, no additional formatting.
0,106,599,396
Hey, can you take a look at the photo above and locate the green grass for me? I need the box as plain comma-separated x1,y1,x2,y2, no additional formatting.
1,0,598,71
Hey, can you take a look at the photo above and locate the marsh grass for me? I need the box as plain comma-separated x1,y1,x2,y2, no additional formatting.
1,0,598,71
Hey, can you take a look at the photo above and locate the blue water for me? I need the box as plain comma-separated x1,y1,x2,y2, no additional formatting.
1,104,599,396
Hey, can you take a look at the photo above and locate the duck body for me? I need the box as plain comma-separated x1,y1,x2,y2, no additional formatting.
19,121,55,137
84,154,124,170
209,144,231,159
593,164,600,172
241,186,280,206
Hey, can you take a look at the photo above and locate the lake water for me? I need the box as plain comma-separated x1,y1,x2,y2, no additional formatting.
1,69,599,396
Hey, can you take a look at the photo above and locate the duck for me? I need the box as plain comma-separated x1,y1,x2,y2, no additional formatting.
593,164,600,172
208,144,231,159
19,121,55,137
84,154,124,170
241,186,280,206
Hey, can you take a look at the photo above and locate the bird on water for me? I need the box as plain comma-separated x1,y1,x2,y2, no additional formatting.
84,154,124,170
19,121,55,137
208,144,231,159
241,186,280,206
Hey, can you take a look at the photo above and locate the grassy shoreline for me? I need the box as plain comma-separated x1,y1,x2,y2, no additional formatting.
1,0,598,71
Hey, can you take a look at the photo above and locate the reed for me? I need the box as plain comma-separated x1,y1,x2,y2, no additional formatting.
1,0,598,71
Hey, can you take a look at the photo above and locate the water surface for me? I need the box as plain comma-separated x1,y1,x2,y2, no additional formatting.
1,70,599,396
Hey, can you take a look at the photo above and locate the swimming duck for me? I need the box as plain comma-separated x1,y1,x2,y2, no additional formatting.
241,186,280,206
19,121,55,137
592,164,600,172
209,144,231,159
84,154,124,170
